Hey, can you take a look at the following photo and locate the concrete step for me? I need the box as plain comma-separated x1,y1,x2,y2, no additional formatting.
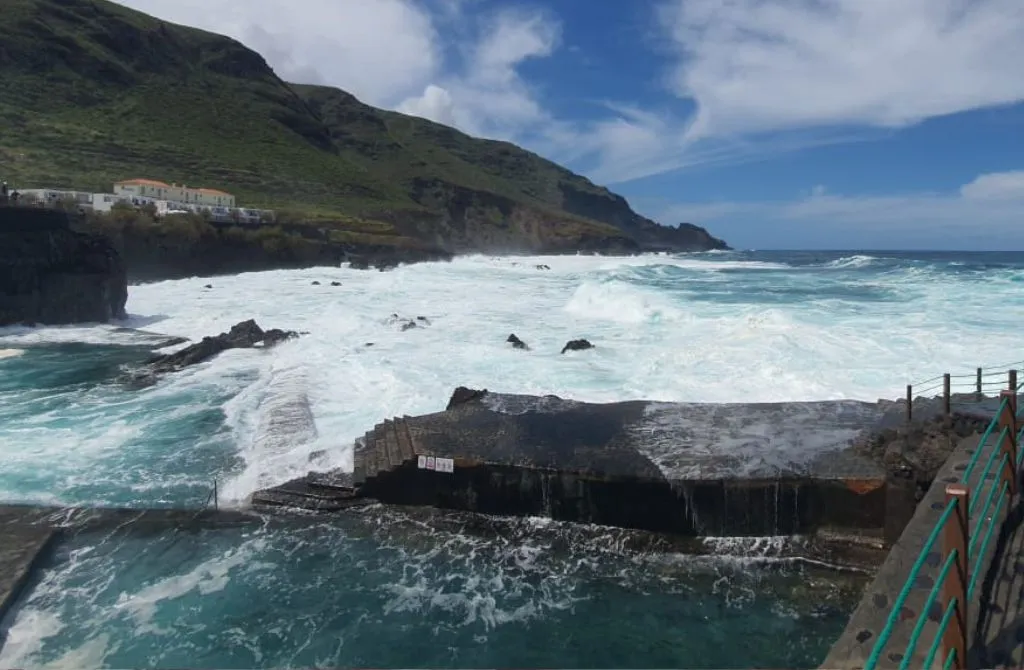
251,488,361,512
273,479,356,501
353,430,374,486
396,416,415,463
306,469,354,492
369,422,388,478
383,418,402,469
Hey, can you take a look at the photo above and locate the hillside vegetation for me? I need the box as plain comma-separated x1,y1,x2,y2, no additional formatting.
0,0,727,257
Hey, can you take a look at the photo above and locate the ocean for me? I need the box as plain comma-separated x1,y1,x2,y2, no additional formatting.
1,249,1023,669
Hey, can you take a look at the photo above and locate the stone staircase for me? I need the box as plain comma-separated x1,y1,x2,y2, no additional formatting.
250,416,419,513
353,416,417,489
249,469,366,511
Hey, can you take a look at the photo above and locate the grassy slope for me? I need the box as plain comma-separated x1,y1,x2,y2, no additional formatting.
0,0,724,251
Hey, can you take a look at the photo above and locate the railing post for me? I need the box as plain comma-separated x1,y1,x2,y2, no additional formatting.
906,384,913,423
976,367,983,399
999,390,1018,495
214,480,219,510
942,484,970,669
1010,369,1019,393
944,373,951,416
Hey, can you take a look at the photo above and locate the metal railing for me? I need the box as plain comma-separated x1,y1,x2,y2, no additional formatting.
905,362,1022,422
201,480,219,511
864,391,1021,669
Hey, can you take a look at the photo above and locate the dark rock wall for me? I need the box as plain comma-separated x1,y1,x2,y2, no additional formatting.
361,463,887,537
0,207,128,325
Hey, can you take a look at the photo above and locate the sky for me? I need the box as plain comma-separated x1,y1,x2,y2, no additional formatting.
113,0,1024,250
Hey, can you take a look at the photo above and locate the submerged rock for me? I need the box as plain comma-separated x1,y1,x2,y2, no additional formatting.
0,206,127,326
385,313,427,331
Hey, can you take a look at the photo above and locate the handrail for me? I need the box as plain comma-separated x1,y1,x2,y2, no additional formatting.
961,406,1007,484
905,366,1018,423
899,549,958,670
865,389,1019,669
967,480,1009,601
864,499,959,669
201,480,219,510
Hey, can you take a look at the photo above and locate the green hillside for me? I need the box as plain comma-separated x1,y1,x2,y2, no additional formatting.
0,0,727,253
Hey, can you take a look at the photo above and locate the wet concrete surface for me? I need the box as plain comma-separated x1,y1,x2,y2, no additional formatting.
0,509,54,626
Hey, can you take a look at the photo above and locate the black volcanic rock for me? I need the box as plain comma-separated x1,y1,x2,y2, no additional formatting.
146,319,298,375
0,206,127,326
507,333,529,350
561,338,594,354
447,386,488,410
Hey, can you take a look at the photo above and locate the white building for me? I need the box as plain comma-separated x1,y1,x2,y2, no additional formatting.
91,193,133,213
19,188,94,208
16,182,274,223
113,179,236,209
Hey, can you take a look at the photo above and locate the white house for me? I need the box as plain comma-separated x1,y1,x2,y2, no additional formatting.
17,181,274,223
19,188,94,208
113,179,236,209
91,193,133,213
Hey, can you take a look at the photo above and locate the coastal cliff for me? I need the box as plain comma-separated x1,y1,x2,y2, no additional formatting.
0,0,728,269
0,207,128,325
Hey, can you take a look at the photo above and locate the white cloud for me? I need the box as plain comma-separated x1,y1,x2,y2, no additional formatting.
661,0,1024,140
397,8,560,138
960,170,1024,200
114,0,441,106
572,0,1024,184
658,171,1024,249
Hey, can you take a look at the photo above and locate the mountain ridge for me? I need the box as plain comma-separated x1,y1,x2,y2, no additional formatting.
0,0,728,257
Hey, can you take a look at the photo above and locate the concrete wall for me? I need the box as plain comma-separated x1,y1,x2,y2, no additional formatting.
361,463,888,537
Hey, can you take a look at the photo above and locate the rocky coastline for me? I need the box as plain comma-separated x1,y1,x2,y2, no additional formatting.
0,206,128,326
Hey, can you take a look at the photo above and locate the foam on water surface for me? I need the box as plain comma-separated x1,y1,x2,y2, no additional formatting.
2,250,1023,668
0,510,864,669
3,250,1023,503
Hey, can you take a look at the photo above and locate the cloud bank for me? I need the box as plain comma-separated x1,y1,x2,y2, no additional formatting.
660,170,1024,250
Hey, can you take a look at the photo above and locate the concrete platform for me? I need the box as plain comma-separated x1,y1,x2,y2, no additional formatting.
254,390,903,537
0,508,56,627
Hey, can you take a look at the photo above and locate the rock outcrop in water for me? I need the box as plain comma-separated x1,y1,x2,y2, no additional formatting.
126,320,299,387
151,320,298,372
561,338,594,354
0,206,127,326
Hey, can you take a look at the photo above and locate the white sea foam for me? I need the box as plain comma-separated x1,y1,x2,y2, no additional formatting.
1,252,1023,507
0,347,24,358
824,254,879,269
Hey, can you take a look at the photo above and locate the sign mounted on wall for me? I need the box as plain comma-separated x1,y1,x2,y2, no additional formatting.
417,455,454,473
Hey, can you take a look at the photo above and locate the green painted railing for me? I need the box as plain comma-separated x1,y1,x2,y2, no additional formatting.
864,378,1021,670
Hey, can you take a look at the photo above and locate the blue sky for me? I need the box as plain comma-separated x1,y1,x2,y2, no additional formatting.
118,0,1024,250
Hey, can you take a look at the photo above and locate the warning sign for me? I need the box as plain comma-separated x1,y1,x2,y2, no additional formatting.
417,455,454,472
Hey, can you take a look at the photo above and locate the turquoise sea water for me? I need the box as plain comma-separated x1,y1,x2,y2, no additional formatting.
2,250,1023,668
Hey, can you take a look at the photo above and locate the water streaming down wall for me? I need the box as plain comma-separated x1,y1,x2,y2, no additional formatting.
359,463,887,537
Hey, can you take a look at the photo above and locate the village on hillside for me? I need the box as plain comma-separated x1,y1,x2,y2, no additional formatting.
6,178,276,224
